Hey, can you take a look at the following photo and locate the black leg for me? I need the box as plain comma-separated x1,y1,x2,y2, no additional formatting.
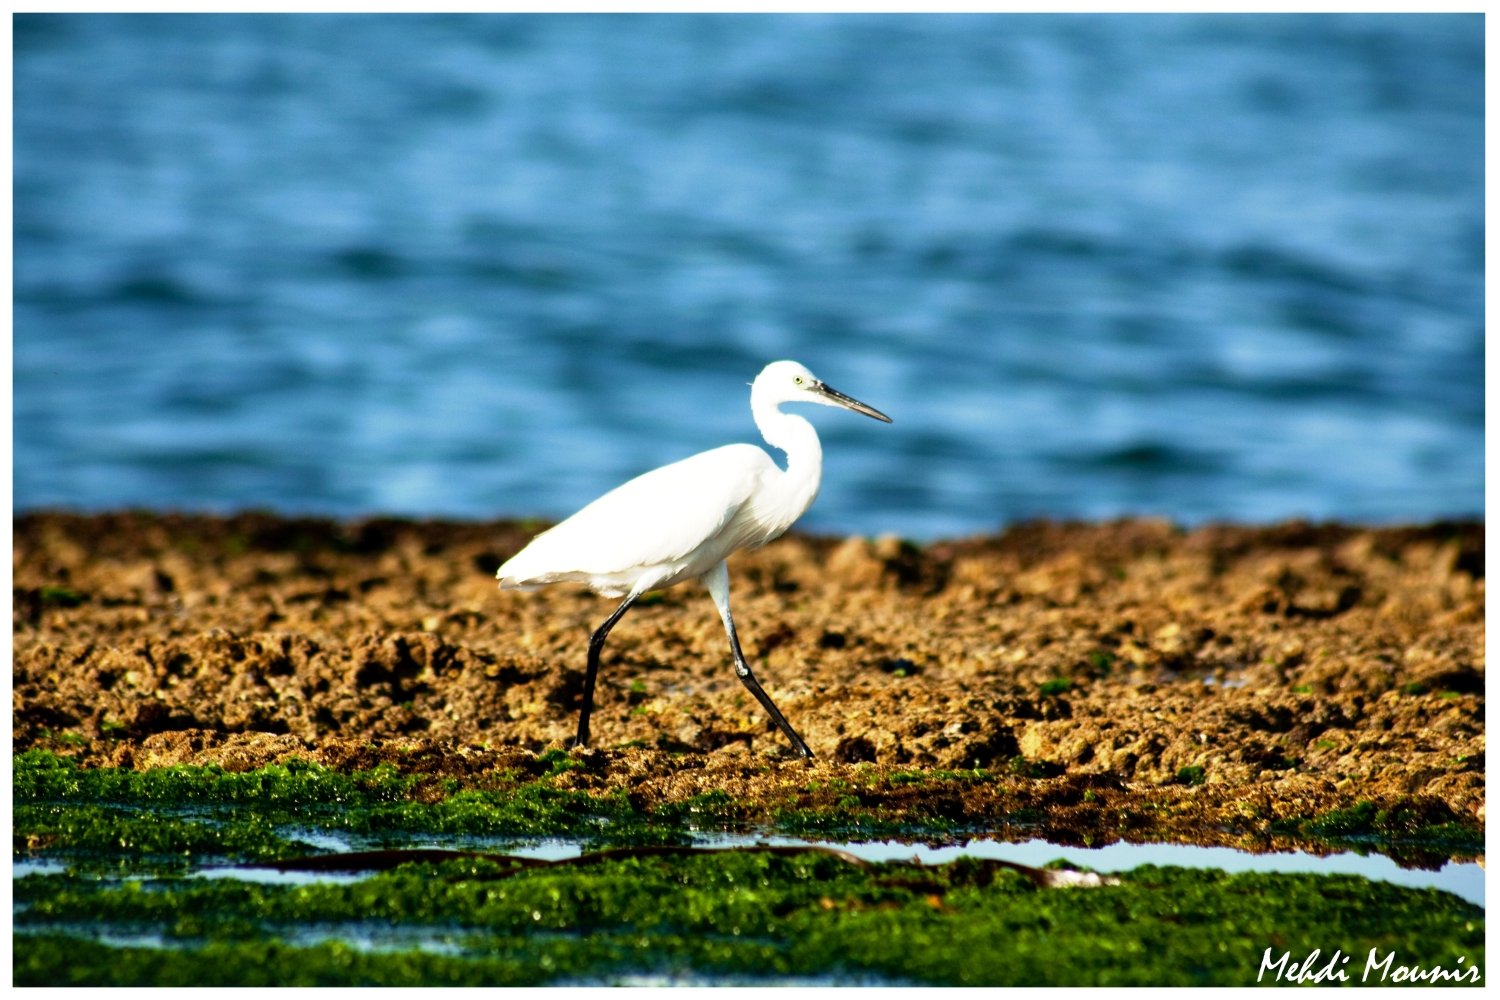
576,592,639,749
722,611,813,759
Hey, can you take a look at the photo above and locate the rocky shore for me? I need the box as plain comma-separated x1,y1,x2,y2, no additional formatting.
13,511,1484,850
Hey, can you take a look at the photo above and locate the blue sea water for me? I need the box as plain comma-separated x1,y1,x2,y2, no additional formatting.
12,14,1484,540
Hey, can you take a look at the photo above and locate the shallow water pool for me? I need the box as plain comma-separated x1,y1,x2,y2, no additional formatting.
176,831,1484,908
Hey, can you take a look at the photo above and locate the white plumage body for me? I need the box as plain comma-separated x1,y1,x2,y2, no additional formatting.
496,442,803,598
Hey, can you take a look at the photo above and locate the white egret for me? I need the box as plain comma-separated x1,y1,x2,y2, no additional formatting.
496,359,892,758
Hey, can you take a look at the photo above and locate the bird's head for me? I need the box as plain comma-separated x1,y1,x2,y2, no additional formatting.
753,360,892,423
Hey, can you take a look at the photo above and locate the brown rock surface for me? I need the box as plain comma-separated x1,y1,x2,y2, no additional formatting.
12,512,1484,845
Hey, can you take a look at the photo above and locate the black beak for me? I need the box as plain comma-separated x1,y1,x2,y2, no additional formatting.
814,381,893,423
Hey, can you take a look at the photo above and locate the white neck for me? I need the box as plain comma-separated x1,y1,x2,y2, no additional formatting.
751,383,824,531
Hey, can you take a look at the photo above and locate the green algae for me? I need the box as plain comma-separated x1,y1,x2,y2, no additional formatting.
14,748,988,858
14,802,301,861
1175,765,1208,787
11,751,1487,986
13,856,1485,986
14,749,665,856
1270,800,1483,862
13,750,1483,865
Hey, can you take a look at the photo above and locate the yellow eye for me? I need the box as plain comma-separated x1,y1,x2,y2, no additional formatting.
793,375,804,385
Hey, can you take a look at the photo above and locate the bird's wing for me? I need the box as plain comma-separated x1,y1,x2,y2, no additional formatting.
497,444,774,588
